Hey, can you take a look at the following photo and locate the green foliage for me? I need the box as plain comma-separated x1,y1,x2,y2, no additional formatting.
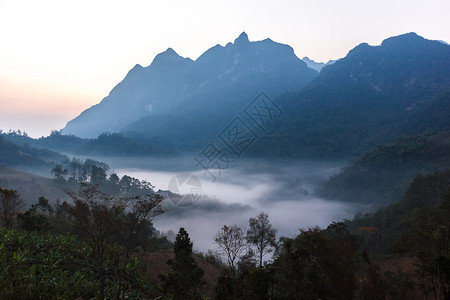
18,197,54,232
18,209,51,232
271,223,359,300
0,184,173,299
0,228,98,299
345,171,450,255
0,228,155,299
343,171,450,298
18,197,54,231
64,183,163,299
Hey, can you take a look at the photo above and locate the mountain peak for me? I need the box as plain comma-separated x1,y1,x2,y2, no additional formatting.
381,32,425,48
163,47,178,55
234,32,249,45
150,47,183,66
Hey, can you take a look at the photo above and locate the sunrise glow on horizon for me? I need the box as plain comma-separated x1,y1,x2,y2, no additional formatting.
1,0,449,137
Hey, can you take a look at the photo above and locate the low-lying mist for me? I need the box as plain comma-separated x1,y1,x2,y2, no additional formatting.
109,156,363,253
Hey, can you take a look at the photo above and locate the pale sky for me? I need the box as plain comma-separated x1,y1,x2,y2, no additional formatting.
1,0,449,137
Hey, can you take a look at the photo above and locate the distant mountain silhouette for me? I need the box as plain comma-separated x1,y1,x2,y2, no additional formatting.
254,32,450,157
63,32,449,159
302,57,335,72
63,32,317,139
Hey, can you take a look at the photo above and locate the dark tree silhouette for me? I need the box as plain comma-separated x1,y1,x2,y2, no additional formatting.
161,227,205,299
215,224,246,276
0,188,24,228
65,183,163,300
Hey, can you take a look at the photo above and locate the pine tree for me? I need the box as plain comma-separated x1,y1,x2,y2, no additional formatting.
161,227,205,299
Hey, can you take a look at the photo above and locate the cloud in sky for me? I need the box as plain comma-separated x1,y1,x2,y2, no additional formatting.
1,0,449,137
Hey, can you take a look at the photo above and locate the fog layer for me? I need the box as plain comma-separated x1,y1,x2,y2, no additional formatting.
112,157,362,253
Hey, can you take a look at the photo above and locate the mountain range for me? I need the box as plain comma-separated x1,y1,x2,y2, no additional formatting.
63,32,450,158
254,32,450,157
64,32,317,141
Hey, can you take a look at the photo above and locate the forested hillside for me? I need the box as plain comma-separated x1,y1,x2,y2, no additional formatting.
319,132,450,205
254,33,450,158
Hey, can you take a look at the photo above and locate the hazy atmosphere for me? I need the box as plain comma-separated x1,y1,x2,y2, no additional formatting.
1,0,449,298
1,0,449,137
112,157,359,252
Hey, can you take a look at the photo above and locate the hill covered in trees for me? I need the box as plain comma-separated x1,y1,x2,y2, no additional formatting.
0,135,68,173
1,166,449,299
1,131,171,157
319,132,450,205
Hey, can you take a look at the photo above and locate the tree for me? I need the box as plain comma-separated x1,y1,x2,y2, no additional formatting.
117,193,164,253
246,212,277,267
412,210,450,300
18,197,52,232
161,227,205,299
52,164,68,182
91,165,107,185
65,183,163,300
69,158,83,181
50,129,61,137
215,224,246,276
0,188,24,228
272,224,358,300
35,196,54,214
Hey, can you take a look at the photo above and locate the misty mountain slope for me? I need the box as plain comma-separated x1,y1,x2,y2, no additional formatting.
63,48,195,138
0,135,68,172
316,32,449,99
63,32,318,139
318,132,450,206
253,32,450,158
1,132,171,157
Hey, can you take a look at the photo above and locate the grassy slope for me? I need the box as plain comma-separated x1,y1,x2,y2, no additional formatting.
0,167,70,206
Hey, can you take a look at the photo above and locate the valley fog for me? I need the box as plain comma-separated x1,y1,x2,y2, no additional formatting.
109,157,362,253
